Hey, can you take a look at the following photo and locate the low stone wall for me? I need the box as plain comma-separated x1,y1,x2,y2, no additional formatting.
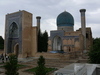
18,51,83,60
34,52,70,59
69,51,82,59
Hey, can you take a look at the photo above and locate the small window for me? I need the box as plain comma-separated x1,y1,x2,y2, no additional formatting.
69,47,70,52
86,33,88,39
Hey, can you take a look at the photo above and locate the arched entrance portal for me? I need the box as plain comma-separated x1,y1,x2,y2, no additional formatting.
8,22,19,53
14,43,19,57
53,36,62,51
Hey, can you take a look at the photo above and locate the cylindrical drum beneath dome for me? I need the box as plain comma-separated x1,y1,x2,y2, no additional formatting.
58,26,74,32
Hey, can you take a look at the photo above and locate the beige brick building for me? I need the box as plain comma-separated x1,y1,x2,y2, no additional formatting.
4,9,92,59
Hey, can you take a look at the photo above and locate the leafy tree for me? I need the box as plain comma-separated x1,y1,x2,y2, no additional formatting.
88,38,100,64
0,36,4,49
35,56,46,75
4,54,19,75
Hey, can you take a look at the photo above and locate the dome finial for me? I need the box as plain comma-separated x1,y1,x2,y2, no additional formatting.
64,10,66,12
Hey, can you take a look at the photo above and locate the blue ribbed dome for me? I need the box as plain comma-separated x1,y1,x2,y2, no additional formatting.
57,11,74,26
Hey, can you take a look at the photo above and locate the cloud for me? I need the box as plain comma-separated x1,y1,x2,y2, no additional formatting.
86,8,100,24
0,0,100,38
41,18,57,36
87,24,100,38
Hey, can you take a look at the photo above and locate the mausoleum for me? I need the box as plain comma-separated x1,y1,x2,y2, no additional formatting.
4,9,92,58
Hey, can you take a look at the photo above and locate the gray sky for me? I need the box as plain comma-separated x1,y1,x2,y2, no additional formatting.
0,0,100,38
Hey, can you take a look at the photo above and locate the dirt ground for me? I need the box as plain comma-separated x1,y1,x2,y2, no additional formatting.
0,57,79,75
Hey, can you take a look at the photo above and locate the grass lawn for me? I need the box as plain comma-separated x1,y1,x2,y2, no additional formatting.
0,62,4,65
25,67,57,74
0,64,27,69
17,64,27,69
0,63,4,68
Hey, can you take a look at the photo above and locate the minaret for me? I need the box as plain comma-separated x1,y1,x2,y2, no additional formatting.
36,16,41,32
80,9,86,50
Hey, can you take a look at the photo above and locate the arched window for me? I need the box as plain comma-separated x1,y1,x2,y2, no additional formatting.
9,22,18,38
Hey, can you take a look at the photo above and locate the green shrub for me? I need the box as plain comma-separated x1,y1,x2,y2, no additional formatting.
35,55,46,75
4,54,19,75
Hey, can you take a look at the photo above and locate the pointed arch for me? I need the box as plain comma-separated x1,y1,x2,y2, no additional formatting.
9,22,18,38
52,36,62,51
14,43,19,57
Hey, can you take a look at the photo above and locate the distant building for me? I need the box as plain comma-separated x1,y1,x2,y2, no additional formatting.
4,9,92,58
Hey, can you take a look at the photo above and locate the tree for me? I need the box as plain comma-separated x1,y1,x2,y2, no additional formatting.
43,30,48,52
4,54,19,75
0,36,4,49
88,38,100,64
37,30,43,52
35,56,46,75
37,30,48,52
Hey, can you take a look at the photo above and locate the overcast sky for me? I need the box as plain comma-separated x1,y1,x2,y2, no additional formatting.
0,0,100,38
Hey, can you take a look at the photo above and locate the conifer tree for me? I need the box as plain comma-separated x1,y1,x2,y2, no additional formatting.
4,54,19,75
43,30,48,52
35,56,46,75
37,30,42,52
37,30,48,52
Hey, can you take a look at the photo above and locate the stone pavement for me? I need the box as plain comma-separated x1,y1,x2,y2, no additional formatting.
0,57,79,75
